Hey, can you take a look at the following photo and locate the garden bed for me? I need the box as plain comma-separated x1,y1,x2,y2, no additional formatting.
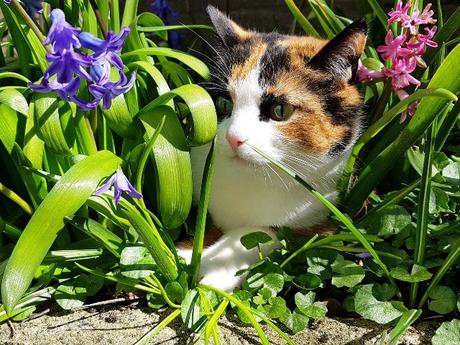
0,303,440,345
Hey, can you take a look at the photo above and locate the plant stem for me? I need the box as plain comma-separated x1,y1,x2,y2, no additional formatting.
144,274,180,309
74,111,98,155
0,182,34,215
200,285,270,345
11,0,47,45
409,124,434,307
280,234,318,268
88,0,108,37
111,0,120,32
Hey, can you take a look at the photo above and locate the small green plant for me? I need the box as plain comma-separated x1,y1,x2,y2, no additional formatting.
0,0,459,344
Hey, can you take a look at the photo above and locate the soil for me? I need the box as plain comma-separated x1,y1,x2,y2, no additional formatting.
0,302,441,345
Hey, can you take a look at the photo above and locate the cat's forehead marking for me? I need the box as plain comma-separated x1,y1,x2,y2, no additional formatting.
230,41,267,81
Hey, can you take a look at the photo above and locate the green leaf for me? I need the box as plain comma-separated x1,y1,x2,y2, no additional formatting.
355,285,404,324
34,94,72,155
280,308,310,334
139,106,192,229
294,291,327,319
372,283,396,302
0,104,19,154
1,151,121,314
181,289,206,332
265,296,288,319
54,283,87,310
102,95,139,138
120,246,156,279
331,254,365,288
442,162,460,184
0,89,28,117
263,273,284,295
240,231,274,250
165,281,184,303
284,0,320,37
366,205,412,237
390,264,433,283
432,319,460,345
138,84,217,146
428,286,457,315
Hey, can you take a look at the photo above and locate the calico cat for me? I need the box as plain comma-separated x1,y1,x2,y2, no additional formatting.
177,6,367,292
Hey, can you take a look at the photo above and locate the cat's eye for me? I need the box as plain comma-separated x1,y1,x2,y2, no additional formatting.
215,96,234,116
269,103,295,121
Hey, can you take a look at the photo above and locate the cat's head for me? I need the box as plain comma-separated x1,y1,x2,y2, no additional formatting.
206,6,367,168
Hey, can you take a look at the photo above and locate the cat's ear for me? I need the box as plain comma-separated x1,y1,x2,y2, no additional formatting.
308,18,367,82
207,5,249,48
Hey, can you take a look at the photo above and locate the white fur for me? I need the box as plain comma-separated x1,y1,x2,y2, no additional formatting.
177,63,352,292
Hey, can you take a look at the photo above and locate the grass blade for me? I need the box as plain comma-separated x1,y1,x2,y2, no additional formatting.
190,140,216,287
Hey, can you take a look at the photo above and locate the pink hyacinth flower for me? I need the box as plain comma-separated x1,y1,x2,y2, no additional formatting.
388,1,411,26
356,61,385,83
407,26,438,56
384,58,420,90
396,89,418,123
376,31,411,61
417,3,437,25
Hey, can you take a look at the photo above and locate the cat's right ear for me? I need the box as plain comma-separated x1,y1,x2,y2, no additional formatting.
207,5,249,48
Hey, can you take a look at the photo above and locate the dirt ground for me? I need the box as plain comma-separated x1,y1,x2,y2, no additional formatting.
0,302,440,345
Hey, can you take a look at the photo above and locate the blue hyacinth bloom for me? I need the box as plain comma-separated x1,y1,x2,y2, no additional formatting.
94,167,142,205
89,63,136,109
151,0,182,48
29,8,136,111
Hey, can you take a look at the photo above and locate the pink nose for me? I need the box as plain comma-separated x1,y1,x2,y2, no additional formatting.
226,133,248,150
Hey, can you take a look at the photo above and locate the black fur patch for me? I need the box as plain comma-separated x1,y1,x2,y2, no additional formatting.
258,35,289,87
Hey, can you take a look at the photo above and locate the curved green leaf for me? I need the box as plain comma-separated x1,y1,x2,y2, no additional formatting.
101,95,140,139
139,84,217,146
1,151,121,314
33,94,72,155
0,89,28,117
140,106,192,229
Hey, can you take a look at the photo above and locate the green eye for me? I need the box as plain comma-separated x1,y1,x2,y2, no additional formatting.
215,96,233,116
269,103,295,121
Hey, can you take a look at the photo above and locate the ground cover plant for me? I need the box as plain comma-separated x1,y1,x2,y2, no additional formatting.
0,0,459,344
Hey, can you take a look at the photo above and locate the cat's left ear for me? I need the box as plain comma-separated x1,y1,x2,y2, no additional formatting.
308,18,367,82
207,5,250,48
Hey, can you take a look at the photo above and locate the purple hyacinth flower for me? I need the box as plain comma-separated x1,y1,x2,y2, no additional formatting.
44,50,93,83
355,252,372,260
151,0,182,48
88,63,136,109
94,167,142,205
44,9,81,53
152,0,178,24
79,27,130,70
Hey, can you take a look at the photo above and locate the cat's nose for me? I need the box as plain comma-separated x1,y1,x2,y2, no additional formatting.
226,132,248,150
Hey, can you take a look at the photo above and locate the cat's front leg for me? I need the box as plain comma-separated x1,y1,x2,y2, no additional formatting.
177,227,279,292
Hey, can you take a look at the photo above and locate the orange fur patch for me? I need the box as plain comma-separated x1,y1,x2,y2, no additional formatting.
176,227,223,250
278,110,348,155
